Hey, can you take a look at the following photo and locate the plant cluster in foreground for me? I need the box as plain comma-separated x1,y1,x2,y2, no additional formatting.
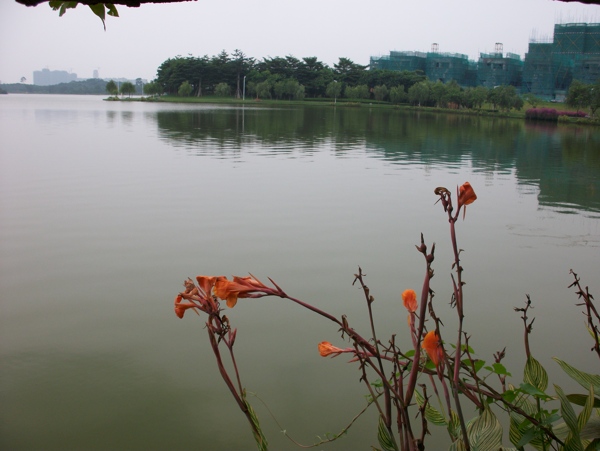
174,182,600,451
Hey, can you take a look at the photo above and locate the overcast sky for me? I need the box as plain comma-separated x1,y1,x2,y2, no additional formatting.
1,0,599,84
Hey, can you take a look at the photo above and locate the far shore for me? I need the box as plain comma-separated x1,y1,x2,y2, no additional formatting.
104,94,600,126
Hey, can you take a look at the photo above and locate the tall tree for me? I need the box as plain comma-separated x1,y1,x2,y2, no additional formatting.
105,79,118,96
334,57,367,86
297,56,329,97
231,49,254,99
120,81,135,98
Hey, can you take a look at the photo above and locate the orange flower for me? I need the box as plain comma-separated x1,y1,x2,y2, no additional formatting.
422,330,444,367
174,294,200,319
196,276,218,298
318,341,345,357
214,275,272,308
457,182,477,208
402,289,418,313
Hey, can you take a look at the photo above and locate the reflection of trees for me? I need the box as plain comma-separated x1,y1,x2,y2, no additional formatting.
517,123,600,214
154,105,600,213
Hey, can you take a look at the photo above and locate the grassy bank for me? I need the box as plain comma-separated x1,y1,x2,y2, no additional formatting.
116,95,600,126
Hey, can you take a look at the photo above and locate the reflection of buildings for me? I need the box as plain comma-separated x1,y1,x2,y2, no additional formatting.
33,68,78,86
370,22,600,99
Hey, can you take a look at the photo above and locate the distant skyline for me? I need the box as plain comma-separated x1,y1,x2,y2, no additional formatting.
1,0,599,84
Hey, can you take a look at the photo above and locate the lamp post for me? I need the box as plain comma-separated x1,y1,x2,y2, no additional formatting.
334,79,337,105
243,76,246,101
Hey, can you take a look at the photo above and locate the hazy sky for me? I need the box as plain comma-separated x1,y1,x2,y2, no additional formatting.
1,0,599,84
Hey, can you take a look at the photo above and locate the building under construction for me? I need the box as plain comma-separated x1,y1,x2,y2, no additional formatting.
522,23,600,98
477,43,524,88
371,22,600,98
426,44,477,86
370,51,427,73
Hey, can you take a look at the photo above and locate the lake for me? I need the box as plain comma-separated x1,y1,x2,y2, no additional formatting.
1,94,599,450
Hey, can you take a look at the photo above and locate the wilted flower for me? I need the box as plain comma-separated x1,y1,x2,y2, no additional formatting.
214,275,273,308
318,341,346,357
457,182,477,208
422,330,444,367
402,289,418,313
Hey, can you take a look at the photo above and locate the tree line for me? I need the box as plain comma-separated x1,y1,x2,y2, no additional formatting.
150,50,425,101
146,50,531,111
131,49,600,116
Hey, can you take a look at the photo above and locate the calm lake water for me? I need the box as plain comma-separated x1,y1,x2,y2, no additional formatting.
1,94,599,450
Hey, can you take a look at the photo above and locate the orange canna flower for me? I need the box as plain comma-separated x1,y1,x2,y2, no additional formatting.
214,275,272,308
174,294,200,319
422,330,444,367
402,289,418,313
196,276,218,298
318,341,345,357
457,182,477,208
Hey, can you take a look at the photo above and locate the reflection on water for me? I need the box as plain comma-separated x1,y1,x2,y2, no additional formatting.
155,106,600,215
1,95,599,451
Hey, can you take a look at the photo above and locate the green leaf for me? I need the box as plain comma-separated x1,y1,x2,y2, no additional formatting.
485,362,512,377
581,415,600,441
578,385,595,436
508,388,546,449
524,356,548,392
48,1,79,16
242,393,268,451
515,426,538,448
371,379,383,389
448,439,467,451
584,438,600,451
448,410,462,441
554,358,600,393
568,394,600,408
89,4,106,21
415,390,447,426
502,389,517,404
404,349,415,358
518,383,553,401
88,4,107,30
556,384,584,451
377,416,398,451
106,4,119,17
467,406,503,451
464,359,486,373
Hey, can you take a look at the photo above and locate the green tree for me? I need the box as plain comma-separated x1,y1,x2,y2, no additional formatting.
430,81,447,107
464,86,488,110
326,80,342,102
297,57,329,97
390,85,407,104
373,84,389,101
255,81,271,99
408,81,431,106
488,85,520,112
214,82,231,97
566,80,591,112
178,80,193,97
522,93,541,108
590,79,600,117
120,81,135,98
445,80,463,107
231,49,255,99
143,81,161,97
105,79,118,96
333,57,367,86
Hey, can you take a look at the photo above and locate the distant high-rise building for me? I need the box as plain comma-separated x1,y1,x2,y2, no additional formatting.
33,68,77,86
93,69,99,79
